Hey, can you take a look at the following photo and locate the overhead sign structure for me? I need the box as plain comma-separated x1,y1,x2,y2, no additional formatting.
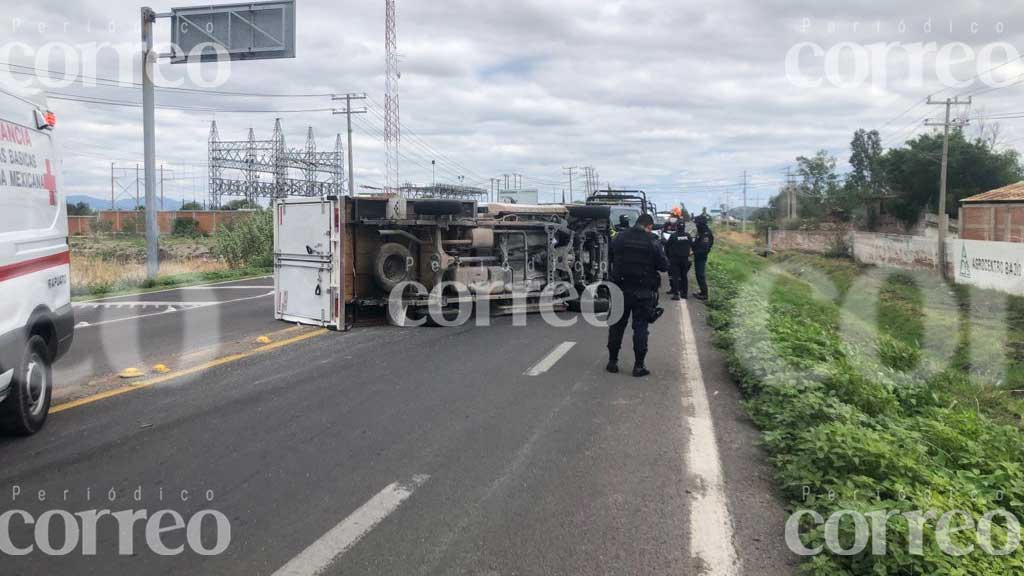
137,1,297,280
170,1,296,64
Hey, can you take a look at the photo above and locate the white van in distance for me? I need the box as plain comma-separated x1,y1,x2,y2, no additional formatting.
0,87,74,435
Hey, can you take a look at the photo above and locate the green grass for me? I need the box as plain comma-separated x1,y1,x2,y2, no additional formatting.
705,240,1024,575
72,267,272,301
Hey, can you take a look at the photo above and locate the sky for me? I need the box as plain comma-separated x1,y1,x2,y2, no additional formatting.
5,0,1024,213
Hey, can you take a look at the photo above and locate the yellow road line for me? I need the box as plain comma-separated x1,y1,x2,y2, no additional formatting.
50,328,328,414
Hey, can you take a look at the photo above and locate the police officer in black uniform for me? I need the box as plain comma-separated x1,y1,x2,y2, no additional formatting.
665,223,693,301
607,213,669,377
692,214,715,300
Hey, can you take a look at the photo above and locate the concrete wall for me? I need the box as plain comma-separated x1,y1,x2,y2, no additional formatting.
767,228,1024,296
850,232,941,271
954,239,1024,296
767,229,846,254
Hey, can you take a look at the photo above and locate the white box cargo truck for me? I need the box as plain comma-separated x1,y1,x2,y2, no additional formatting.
0,86,74,435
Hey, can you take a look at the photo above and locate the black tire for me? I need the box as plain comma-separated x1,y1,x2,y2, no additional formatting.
373,243,415,292
568,205,611,220
421,307,462,327
0,335,52,436
386,302,425,327
415,200,464,216
567,297,609,313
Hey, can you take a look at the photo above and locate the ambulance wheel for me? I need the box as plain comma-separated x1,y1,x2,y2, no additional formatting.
0,335,52,436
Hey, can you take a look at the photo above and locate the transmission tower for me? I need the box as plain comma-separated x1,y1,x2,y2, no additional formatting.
208,120,345,204
384,0,401,203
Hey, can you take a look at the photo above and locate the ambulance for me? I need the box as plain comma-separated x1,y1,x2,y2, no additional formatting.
0,86,73,435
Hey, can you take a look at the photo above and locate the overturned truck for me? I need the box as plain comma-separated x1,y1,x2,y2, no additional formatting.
273,196,612,330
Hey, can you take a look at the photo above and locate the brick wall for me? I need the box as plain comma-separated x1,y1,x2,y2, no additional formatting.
68,215,96,235
90,210,255,235
960,204,1024,242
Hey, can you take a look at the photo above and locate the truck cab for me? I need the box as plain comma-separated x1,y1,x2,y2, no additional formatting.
0,86,73,435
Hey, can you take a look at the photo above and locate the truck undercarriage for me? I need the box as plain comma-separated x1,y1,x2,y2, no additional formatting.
273,196,613,329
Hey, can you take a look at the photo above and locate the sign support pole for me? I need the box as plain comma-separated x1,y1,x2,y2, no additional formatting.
141,7,159,280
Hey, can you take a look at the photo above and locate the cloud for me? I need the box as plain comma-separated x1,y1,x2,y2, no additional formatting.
4,0,1024,211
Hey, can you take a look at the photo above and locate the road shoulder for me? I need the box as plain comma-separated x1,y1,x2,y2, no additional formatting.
684,298,801,574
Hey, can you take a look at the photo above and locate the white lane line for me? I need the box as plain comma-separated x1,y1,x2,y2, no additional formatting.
74,276,273,303
524,341,576,376
679,301,740,575
72,291,273,329
74,301,219,308
177,285,272,290
272,475,430,576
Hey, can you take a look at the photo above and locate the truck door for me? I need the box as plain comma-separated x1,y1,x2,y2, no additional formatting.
273,197,343,329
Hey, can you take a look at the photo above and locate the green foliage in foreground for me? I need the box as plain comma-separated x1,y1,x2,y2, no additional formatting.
73,267,271,299
705,245,1024,575
213,209,273,269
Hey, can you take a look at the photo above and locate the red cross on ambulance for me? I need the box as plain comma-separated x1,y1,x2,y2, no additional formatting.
42,159,56,206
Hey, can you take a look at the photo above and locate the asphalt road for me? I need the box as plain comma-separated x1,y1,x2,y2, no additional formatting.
56,277,280,393
1,293,799,575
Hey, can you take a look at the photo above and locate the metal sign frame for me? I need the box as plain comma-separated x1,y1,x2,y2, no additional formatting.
170,1,296,64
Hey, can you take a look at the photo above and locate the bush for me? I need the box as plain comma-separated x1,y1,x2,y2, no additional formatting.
120,216,139,235
704,244,1024,574
91,218,113,236
172,217,201,237
214,210,272,268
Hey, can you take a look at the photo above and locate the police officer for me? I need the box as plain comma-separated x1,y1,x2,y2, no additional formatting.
607,213,669,377
691,214,715,300
665,222,692,301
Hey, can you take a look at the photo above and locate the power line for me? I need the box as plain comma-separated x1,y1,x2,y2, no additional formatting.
0,62,343,98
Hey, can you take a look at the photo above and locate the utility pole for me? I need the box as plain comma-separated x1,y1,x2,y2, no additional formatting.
110,162,115,210
332,93,367,196
160,164,164,210
784,166,796,221
563,166,576,204
741,170,748,232
925,96,972,279
141,7,158,279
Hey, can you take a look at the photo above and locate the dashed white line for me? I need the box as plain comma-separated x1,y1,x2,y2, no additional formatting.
679,301,740,575
524,341,576,376
271,475,430,576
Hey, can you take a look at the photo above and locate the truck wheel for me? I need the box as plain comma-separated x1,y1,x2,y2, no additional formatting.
373,243,414,292
386,302,424,327
0,335,52,436
415,200,463,216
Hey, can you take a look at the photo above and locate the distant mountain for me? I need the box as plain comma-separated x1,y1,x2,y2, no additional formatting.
66,195,185,211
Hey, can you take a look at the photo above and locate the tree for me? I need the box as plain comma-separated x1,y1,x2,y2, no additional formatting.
181,201,204,211
795,150,842,219
848,129,885,195
883,129,1022,226
220,199,259,211
66,201,94,216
